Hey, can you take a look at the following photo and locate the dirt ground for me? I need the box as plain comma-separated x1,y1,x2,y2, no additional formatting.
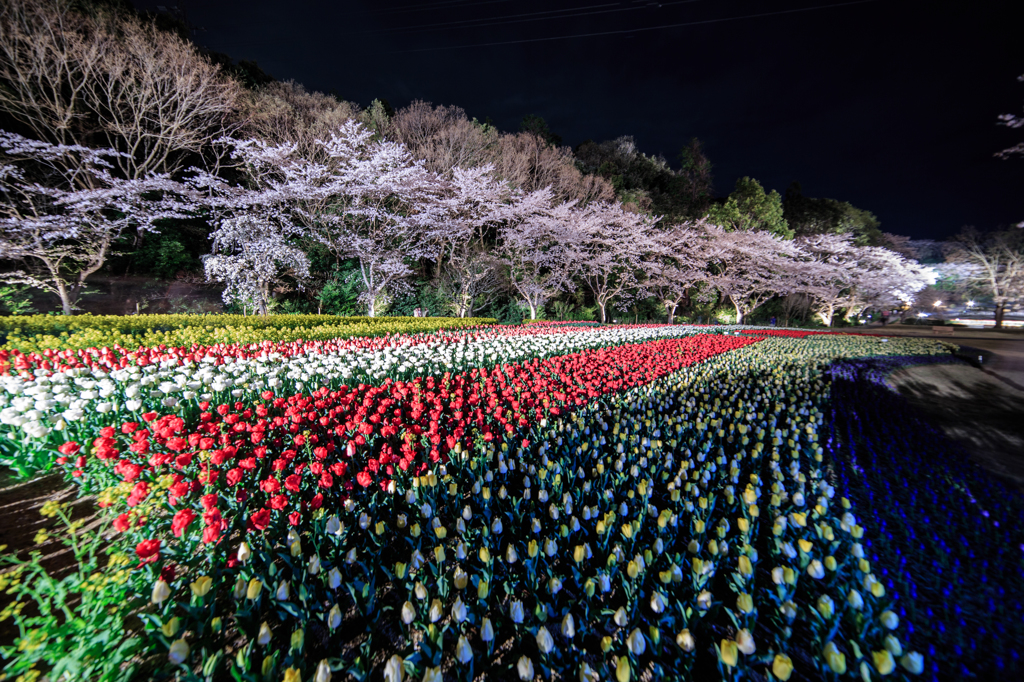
887,363,1024,492
866,324,1024,492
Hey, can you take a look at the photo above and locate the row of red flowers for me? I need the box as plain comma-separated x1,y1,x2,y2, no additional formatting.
64,334,759,560
0,322,683,375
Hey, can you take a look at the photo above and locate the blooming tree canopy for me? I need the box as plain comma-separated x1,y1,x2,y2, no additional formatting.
574,202,660,323
496,190,583,319
0,130,189,314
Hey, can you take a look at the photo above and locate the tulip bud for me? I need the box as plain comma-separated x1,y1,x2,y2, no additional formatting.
720,639,738,667
455,634,474,664
452,597,468,623
479,546,492,564
900,652,924,675
384,655,404,682
510,599,524,623
676,628,695,652
262,656,274,677
237,542,251,563
736,629,755,655
773,653,794,681
481,617,495,641
211,617,222,633
246,578,263,600
873,649,896,675
601,635,613,653
291,627,304,652
415,581,428,600
562,613,576,638
772,566,785,585
401,601,416,624
308,554,321,575
276,580,290,601
257,621,272,645
506,544,518,563
614,606,628,627
807,560,825,579
824,642,847,674
152,579,171,604
453,566,468,590
429,598,443,623
328,568,341,589
880,610,899,629
161,617,180,637
168,637,189,665
817,595,834,619
314,660,332,682
518,656,535,681
328,603,342,630
626,628,646,655
884,634,902,657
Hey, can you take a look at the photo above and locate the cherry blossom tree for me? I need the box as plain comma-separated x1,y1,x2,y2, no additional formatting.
702,223,803,324
944,228,1023,328
574,202,660,323
0,131,189,314
842,246,936,321
429,165,513,317
203,215,310,315
794,233,861,326
496,190,584,319
644,220,725,323
312,121,445,317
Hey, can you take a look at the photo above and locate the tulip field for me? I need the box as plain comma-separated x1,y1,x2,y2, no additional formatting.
0,318,1021,682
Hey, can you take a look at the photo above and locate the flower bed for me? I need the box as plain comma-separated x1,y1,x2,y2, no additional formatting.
827,358,1024,680
0,315,498,355
0,326,974,681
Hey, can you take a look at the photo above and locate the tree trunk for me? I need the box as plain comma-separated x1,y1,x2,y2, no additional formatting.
57,281,74,316
597,301,606,323
665,301,677,325
528,302,537,320
733,299,744,325
995,302,1005,329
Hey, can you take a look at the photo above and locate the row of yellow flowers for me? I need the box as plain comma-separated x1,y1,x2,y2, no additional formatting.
0,315,497,354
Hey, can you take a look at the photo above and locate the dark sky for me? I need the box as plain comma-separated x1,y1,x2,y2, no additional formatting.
137,0,1022,240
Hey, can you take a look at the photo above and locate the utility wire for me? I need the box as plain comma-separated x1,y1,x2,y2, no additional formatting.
366,1,704,37
395,0,880,53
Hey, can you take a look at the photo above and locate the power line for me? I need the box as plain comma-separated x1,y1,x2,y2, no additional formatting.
395,0,881,53
367,1,704,37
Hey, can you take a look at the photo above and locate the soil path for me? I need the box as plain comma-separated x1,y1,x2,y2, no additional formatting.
863,324,1024,492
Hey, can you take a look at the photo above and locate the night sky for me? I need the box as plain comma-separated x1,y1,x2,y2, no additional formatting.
136,0,1022,241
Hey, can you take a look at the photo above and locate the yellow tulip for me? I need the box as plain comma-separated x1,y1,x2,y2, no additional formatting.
616,656,631,682
246,578,263,600
738,555,753,576
720,640,738,667
161,617,180,637
872,650,896,676
772,653,794,681
736,592,754,614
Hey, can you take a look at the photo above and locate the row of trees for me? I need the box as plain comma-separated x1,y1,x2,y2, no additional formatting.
1,0,1017,324
0,119,936,323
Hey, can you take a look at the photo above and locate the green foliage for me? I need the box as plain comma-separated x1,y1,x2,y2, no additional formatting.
123,226,202,279
318,262,364,316
520,114,562,147
0,503,143,682
0,284,37,316
783,183,883,245
707,177,792,238
575,136,712,220
388,281,449,318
